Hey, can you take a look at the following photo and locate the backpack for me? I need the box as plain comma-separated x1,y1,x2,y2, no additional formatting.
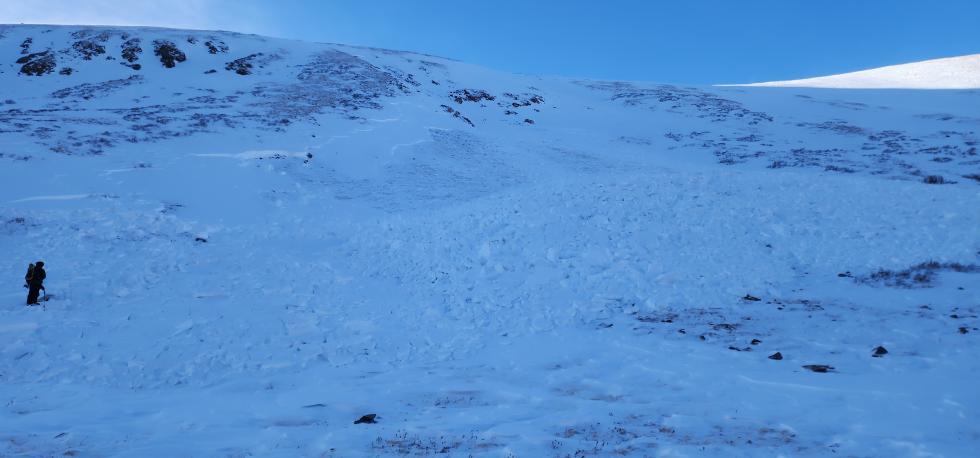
25,263,34,283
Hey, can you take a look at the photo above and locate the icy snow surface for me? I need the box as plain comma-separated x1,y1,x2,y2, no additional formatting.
733,53,980,89
1,25,979,457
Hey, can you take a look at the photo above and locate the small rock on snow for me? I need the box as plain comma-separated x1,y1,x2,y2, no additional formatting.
802,364,835,373
354,414,377,424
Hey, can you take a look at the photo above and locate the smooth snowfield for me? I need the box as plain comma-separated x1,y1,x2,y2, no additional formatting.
733,53,980,89
1,25,979,457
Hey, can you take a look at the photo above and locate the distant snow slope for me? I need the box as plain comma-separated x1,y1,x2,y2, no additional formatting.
733,53,980,89
1,25,979,457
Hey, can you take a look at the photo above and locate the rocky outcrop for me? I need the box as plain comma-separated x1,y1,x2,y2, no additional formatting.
17,51,56,76
153,40,186,68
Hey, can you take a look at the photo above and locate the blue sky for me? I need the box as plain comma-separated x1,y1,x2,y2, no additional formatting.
3,0,978,84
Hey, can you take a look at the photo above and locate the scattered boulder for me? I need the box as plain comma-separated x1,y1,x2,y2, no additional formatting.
802,364,834,373
768,352,783,360
153,40,187,68
523,118,535,125
742,294,761,302
751,339,762,345
354,414,377,424
194,237,208,243
959,327,969,334
59,67,74,76
872,346,888,357
837,271,852,278
923,175,945,184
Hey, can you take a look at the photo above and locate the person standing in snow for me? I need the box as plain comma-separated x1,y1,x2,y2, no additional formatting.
26,261,46,305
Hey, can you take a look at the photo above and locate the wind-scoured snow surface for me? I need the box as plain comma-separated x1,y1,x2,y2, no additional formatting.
1,25,979,457
734,53,980,89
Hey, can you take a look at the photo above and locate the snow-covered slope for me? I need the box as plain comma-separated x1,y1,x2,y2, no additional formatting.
734,53,980,89
1,25,979,457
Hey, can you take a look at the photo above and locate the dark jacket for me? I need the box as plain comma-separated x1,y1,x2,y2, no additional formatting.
29,266,45,288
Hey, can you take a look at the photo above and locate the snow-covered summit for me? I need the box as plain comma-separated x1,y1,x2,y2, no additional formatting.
733,53,980,89
1,24,979,457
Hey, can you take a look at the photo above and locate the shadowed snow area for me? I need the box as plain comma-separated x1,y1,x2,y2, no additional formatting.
1,25,979,457
731,53,980,89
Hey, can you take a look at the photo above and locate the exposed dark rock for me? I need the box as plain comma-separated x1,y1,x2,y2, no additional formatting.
205,39,229,54
502,92,545,108
450,89,495,104
204,69,217,74
742,294,761,302
121,38,142,63
17,51,56,76
872,346,888,357
153,40,187,68
354,414,377,424
837,271,852,278
225,53,264,75
923,175,946,184
964,174,980,183
195,237,208,243
768,352,783,360
72,40,106,60
441,105,474,127
802,364,834,373
523,118,535,125
751,339,762,345
20,37,32,54
59,67,73,76
960,327,969,334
